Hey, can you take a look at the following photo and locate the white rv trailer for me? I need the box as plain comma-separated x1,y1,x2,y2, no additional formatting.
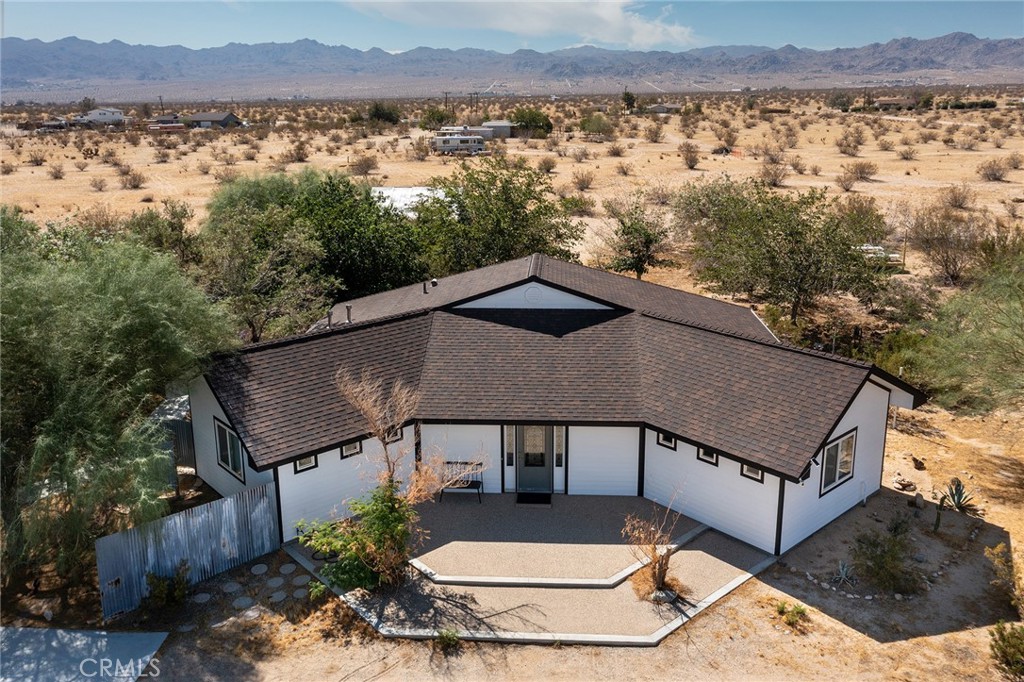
430,134,486,155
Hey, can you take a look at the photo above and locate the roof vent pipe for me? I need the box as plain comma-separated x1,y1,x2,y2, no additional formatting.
327,310,333,328
423,281,428,294
345,305,352,324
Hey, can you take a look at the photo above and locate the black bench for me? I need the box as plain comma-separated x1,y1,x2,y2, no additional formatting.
438,461,483,503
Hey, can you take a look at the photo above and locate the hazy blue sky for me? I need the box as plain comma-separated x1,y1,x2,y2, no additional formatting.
4,1,1022,52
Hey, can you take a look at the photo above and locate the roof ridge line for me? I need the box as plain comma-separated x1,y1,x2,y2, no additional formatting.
219,308,434,357
639,309,873,369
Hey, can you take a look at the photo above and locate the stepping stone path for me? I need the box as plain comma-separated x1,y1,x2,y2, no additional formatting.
266,577,284,589
292,588,308,600
250,563,268,576
221,581,242,594
291,575,310,587
232,596,255,610
191,592,212,604
239,606,262,621
268,591,288,604
279,563,296,575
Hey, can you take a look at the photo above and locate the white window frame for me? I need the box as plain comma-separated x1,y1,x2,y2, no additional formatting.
341,441,362,458
385,427,404,444
656,431,677,450
820,429,857,496
215,419,245,483
294,455,318,473
740,463,764,483
696,448,718,466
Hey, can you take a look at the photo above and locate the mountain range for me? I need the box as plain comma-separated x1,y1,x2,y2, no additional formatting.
2,32,1021,103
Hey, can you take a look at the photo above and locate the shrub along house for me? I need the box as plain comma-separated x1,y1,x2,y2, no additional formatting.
188,255,924,555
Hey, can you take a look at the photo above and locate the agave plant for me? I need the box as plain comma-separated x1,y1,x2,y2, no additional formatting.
832,560,857,588
940,477,976,514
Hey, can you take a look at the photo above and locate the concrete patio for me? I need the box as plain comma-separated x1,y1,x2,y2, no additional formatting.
285,494,775,645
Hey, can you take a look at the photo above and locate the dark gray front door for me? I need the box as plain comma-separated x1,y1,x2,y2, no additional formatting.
516,425,553,493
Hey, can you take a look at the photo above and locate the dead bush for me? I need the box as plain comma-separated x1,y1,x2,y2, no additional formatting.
758,160,788,187
26,150,47,166
977,159,1008,182
90,177,107,192
74,160,88,172
835,170,857,192
47,163,65,180
844,160,878,182
571,169,594,191
615,162,633,176
119,169,147,189
678,142,700,170
606,142,625,157
350,154,379,176
940,183,976,210
897,146,918,161
536,156,557,174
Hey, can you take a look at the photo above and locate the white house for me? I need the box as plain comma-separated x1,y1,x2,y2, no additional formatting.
188,255,924,554
76,108,125,125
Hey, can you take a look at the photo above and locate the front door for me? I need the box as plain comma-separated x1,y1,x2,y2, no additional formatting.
516,425,553,493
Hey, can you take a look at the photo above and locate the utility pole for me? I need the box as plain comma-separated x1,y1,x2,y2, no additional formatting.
159,95,164,114
443,91,451,114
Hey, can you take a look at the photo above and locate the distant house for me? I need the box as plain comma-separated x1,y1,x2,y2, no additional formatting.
438,125,494,140
187,112,242,129
152,114,181,125
645,103,682,115
481,120,516,139
874,97,916,111
76,108,125,125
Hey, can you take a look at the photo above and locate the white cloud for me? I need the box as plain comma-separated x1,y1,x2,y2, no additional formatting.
344,1,697,50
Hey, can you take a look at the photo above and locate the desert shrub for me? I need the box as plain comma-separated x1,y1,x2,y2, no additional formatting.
368,101,402,125
1007,152,1023,170
615,162,633,176
144,560,190,608
940,183,976,210
435,628,461,654
120,169,147,189
784,603,808,628
26,150,47,166
560,193,596,217
350,154,378,176
788,155,806,175
809,164,821,176
940,477,976,513
572,169,594,191
90,177,107,192
74,160,88,172
851,516,919,594
644,123,665,143
910,205,988,285
989,621,1024,681
678,142,700,169
758,160,788,187
408,136,431,161
196,160,212,175
570,146,589,163
986,543,1024,619
844,160,878,182
154,149,170,164
1,161,15,175
46,163,64,180
835,170,857,192
536,156,557,174
606,142,625,157
124,131,141,146
897,146,918,161
877,139,895,151
242,149,258,161
978,159,1009,181
835,129,863,156
873,279,939,324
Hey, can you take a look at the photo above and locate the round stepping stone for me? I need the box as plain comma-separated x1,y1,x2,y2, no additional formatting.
240,606,262,621
250,563,268,576
191,592,212,604
221,581,242,594
291,575,310,587
232,596,254,610
292,588,308,600
176,623,195,633
266,577,284,589
267,590,287,604
279,563,296,575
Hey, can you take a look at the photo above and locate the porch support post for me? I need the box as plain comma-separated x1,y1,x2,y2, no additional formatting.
636,426,646,497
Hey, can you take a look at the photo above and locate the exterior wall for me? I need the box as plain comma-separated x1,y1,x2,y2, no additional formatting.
189,376,272,498
642,428,778,553
420,424,502,494
567,426,639,496
277,430,416,541
779,380,890,553
456,283,610,310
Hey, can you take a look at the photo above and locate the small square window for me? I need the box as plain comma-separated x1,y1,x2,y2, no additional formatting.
740,463,764,482
385,428,403,444
697,448,718,466
341,441,362,458
524,452,545,467
294,455,317,473
656,432,677,450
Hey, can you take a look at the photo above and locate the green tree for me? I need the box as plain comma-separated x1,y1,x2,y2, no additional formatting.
622,88,637,112
510,107,553,138
1,210,235,581
675,177,885,322
414,156,583,276
121,199,201,268
419,106,455,130
79,96,96,113
580,112,615,138
368,100,402,125
199,204,329,342
604,195,675,280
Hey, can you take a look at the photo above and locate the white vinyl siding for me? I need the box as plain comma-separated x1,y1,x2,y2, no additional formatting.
189,376,272,498
419,424,502,495
779,381,890,554
455,282,611,310
642,428,778,553
566,426,638,495
277,430,416,541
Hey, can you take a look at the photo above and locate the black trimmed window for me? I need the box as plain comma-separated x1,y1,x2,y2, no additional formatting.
341,441,362,458
697,448,718,466
740,463,764,483
820,430,856,495
656,431,677,450
385,428,404,444
215,420,245,482
294,455,317,473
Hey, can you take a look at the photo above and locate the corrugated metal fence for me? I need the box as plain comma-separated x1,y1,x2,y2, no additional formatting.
95,482,280,621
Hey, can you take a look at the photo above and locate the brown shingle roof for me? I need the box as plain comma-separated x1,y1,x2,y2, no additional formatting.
206,255,922,478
